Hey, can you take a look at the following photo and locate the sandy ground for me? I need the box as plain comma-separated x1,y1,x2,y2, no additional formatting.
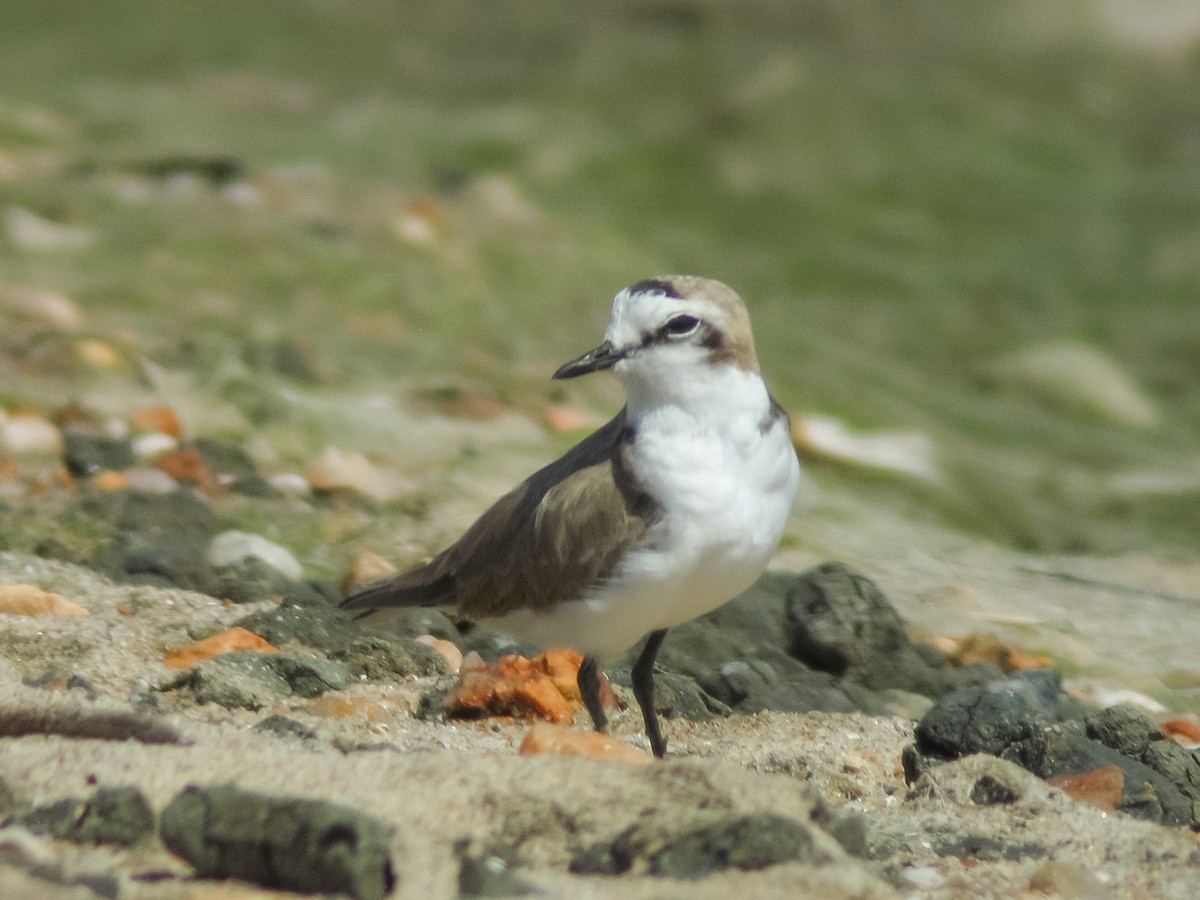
2,492,1199,899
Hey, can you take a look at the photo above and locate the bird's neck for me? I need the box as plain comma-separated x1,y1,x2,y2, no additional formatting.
623,363,773,432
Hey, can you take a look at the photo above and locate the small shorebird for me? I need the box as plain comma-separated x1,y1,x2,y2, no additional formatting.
341,276,800,757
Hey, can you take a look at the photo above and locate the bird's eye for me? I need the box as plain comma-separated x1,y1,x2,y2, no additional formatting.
663,315,700,337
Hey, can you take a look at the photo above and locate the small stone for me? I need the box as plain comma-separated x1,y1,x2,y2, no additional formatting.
267,472,311,496
0,584,88,617
165,626,278,670
334,636,448,681
341,550,398,595
131,405,184,437
519,723,652,763
154,448,215,489
0,413,62,455
62,432,135,477
166,650,292,710
92,470,129,491
986,341,1160,428
267,653,350,698
307,446,401,500
1027,860,1112,900
935,633,1053,673
543,405,592,432
305,696,393,723
571,813,825,878
791,414,939,482
208,531,303,581
1047,765,1125,811
131,431,179,458
255,715,318,741
0,283,84,330
1161,717,1200,745
74,338,126,370
19,786,154,846
5,206,95,250
122,466,179,494
415,634,463,673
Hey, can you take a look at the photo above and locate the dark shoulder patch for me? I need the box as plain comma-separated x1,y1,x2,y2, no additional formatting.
761,393,791,434
627,278,681,298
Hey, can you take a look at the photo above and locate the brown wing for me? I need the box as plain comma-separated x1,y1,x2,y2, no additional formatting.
340,409,652,619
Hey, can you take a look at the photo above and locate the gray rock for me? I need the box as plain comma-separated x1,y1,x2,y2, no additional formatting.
62,433,135,477
267,652,350,698
254,715,318,741
165,651,292,710
1084,704,1165,758
1003,720,1194,827
19,786,154,846
332,635,448,681
160,784,395,900
913,670,1080,758
571,813,830,878
207,530,303,581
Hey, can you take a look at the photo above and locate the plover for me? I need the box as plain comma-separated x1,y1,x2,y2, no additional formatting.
342,276,800,757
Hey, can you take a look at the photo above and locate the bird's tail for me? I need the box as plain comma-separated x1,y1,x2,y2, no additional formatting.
339,566,455,616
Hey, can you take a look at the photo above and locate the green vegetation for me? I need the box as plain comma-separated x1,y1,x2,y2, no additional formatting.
2,0,1198,552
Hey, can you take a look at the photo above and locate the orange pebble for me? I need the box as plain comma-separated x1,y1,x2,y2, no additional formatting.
519,722,652,763
1047,765,1124,811
164,626,277,670
131,406,184,438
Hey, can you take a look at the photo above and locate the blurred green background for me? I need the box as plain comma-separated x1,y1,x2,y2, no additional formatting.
2,0,1198,553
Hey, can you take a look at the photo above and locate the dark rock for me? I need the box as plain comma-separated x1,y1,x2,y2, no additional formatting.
267,653,350,698
1140,740,1200,813
1004,720,1194,827
159,784,395,900
701,659,888,715
86,488,222,591
255,715,318,741
968,774,1020,806
63,432,135,477
645,565,1001,721
191,436,261,483
913,670,1081,760
212,558,300,604
19,786,154,846
934,834,1045,862
332,636,448,681
236,593,357,653
785,562,909,679
784,562,1003,697
571,813,827,878
163,651,292,710
1084,704,1165,758
652,670,729,721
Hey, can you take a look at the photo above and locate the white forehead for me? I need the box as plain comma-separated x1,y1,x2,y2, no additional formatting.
604,284,726,346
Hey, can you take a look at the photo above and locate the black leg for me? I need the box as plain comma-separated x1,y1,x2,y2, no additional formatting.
632,629,668,758
577,655,608,733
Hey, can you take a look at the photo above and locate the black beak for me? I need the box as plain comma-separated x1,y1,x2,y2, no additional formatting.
552,340,626,379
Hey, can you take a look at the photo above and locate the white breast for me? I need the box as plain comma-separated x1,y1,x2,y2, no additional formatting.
495,366,800,657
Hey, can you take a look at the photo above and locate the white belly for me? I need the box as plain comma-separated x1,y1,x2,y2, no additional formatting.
490,411,800,657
